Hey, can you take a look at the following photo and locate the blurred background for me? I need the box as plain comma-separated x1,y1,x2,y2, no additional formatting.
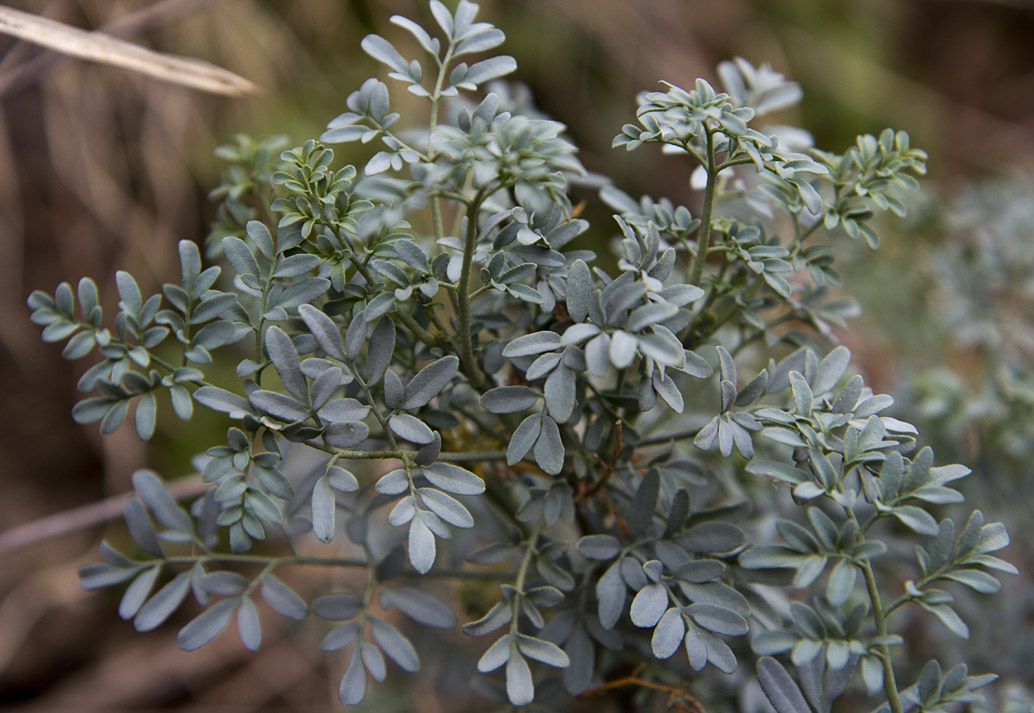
2,0,1033,711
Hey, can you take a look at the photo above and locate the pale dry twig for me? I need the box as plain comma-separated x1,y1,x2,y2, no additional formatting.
0,5,257,96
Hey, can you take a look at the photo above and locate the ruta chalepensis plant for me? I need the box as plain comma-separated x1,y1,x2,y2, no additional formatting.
28,2,1016,711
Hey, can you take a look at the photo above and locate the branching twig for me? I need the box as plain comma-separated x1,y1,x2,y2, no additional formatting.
582,663,708,713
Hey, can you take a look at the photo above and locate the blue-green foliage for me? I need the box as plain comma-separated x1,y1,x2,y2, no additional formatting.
30,2,1013,711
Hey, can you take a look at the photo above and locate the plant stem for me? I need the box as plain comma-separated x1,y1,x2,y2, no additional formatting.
689,129,718,287
426,37,456,252
149,354,217,388
325,446,508,463
636,428,702,447
859,548,905,713
582,662,707,713
507,522,544,636
0,476,209,555
455,188,489,389
348,365,398,449
159,553,514,580
515,523,542,593
440,450,509,463
789,213,825,253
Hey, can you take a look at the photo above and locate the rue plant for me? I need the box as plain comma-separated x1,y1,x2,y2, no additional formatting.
28,2,1016,711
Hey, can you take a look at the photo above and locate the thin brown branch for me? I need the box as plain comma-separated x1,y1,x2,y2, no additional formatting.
581,664,708,713
0,476,208,556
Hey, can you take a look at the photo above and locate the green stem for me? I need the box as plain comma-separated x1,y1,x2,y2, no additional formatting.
845,505,904,713
689,129,718,287
455,187,489,389
860,559,905,713
506,522,545,637
158,554,513,580
148,354,217,388
426,38,456,254
636,427,702,447
440,450,508,463
324,446,507,463
715,156,756,173
515,524,543,592
348,364,398,449
789,214,825,254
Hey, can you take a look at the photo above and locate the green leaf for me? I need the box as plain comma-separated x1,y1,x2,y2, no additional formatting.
236,597,262,651
757,656,811,713
134,392,157,441
223,236,260,280
123,497,163,557
116,271,142,315
789,371,813,417
177,598,237,651
265,326,307,401
628,469,659,535
891,506,940,535
369,615,420,672
920,602,970,639
261,575,308,620
362,34,409,74
298,304,346,362
747,460,808,484
132,470,193,535
311,474,336,543
118,565,161,620
403,356,459,409
134,570,192,631
533,415,564,475
421,462,484,495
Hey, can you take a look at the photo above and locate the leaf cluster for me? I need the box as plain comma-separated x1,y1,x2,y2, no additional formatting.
29,2,1012,712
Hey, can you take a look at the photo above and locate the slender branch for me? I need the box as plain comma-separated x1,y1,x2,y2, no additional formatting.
860,559,905,713
440,450,509,463
426,32,456,253
325,446,507,463
715,156,756,173
689,129,718,287
345,362,399,449
0,476,208,555
455,186,490,389
789,210,826,253
843,505,905,713
160,553,515,581
326,447,407,461
637,427,701,447
582,662,707,713
468,284,493,299
515,527,540,592
149,354,217,388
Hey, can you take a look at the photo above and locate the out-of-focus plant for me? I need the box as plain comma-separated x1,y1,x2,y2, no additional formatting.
905,179,1034,472
860,177,1034,713
28,2,1015,711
